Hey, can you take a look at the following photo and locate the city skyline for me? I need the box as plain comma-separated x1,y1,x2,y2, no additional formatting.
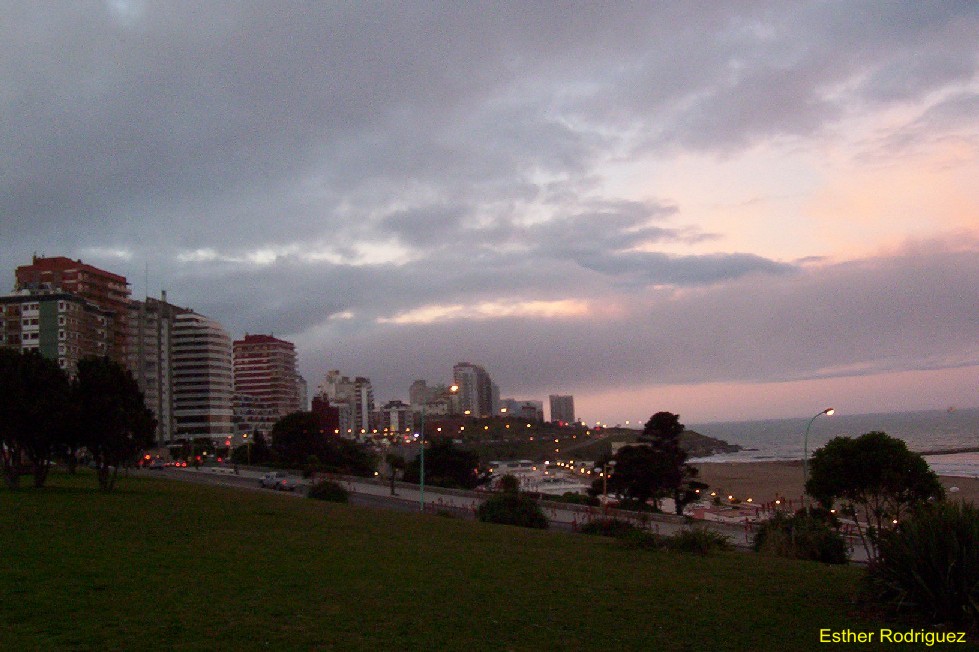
2,4,977,423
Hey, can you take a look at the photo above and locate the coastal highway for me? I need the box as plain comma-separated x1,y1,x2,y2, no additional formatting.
143,465,874,563
139,466,761,542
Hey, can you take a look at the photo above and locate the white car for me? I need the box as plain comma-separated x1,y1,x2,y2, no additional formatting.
259,471,297,491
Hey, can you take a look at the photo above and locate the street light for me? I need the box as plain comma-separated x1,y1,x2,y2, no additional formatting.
601,460,616,514
419,384,458,512
242,433,251,465
803,408,835,496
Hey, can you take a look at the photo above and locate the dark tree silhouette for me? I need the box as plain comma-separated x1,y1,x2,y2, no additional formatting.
73,356,156,492
807,431,944,561
403,438,482,489
0,349,71,488
385,453,405,495
270,412,375,476
609,412,706,514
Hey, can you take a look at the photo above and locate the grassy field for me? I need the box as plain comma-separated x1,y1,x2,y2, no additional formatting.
1,471,910,651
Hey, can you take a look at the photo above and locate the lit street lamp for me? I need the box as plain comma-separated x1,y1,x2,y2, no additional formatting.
803,408,835,497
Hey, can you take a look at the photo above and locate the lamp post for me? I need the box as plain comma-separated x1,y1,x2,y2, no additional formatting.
602,460,616,514
419,384,458,512
803,408,835,497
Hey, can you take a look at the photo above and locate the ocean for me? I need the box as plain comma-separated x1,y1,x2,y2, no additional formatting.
688,407,979,479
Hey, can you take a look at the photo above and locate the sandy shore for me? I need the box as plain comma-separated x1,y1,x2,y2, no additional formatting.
693,460,979,506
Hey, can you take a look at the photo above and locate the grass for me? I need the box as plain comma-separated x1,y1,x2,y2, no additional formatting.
0,471,912,651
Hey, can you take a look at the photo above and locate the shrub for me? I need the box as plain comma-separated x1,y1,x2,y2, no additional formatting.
496,474,520,494
667,527,733,556
617,498,656,512
477,493,548,529
620,529,667,550
578,517,639,538
302,454,321,479
869,501,979,629
307,479,349,503
545,492,600,507
753,511,848,564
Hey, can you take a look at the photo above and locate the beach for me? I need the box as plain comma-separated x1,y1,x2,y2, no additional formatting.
694,460,979,506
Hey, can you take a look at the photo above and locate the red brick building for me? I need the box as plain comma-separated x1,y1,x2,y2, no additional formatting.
15,256,130,364
233,334,301,432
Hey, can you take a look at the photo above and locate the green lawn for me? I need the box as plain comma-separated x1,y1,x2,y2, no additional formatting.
1,471,909,651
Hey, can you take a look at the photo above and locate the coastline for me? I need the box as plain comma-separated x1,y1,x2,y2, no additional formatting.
693,460,979,506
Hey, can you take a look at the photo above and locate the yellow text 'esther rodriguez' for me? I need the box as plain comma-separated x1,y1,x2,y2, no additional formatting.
819,629,969,645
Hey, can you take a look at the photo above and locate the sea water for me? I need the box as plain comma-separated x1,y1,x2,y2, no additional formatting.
688,407,979,479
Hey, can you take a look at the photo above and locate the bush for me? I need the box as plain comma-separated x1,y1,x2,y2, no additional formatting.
869,501,979,629
477,493,549,529
753,511,848,564
578,517,639,538
302,454,321,479
496,474,520,494
307,479,349,503
667,527,732,556
546,492,600,507
620,529,667,550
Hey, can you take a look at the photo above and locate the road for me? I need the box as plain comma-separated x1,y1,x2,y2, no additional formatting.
142,465,870,561
144,466,740,539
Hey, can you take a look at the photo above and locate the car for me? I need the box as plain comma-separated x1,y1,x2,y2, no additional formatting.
148,460,166,470
260,471,296,491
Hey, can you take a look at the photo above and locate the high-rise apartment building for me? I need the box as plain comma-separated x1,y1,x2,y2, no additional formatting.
233,334,301,434
128,292,186,444
0,290,111,376
317,370,375,436
172,311,233,441
549,395,575,425
501,399,544,423
233,393,279,439
15,256,130,364
452,362,492,418
379,400,414,434
297,375,308,412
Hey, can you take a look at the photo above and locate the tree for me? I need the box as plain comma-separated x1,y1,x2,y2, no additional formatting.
608,412,705,514
385,453,405,496
231,430,272,466
606,444,662,507
403,438,482,489
73,356,156,492
270,412,324,468
0,349,71,488
270,412,376,476
638,411,684,444
806,431,945,561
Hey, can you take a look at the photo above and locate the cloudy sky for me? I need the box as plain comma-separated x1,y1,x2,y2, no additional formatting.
2,2,977,424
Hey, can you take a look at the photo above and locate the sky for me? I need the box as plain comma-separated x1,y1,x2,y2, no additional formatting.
1,2,977,424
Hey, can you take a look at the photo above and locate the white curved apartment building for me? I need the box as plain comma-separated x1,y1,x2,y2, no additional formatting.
172,311,233,442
